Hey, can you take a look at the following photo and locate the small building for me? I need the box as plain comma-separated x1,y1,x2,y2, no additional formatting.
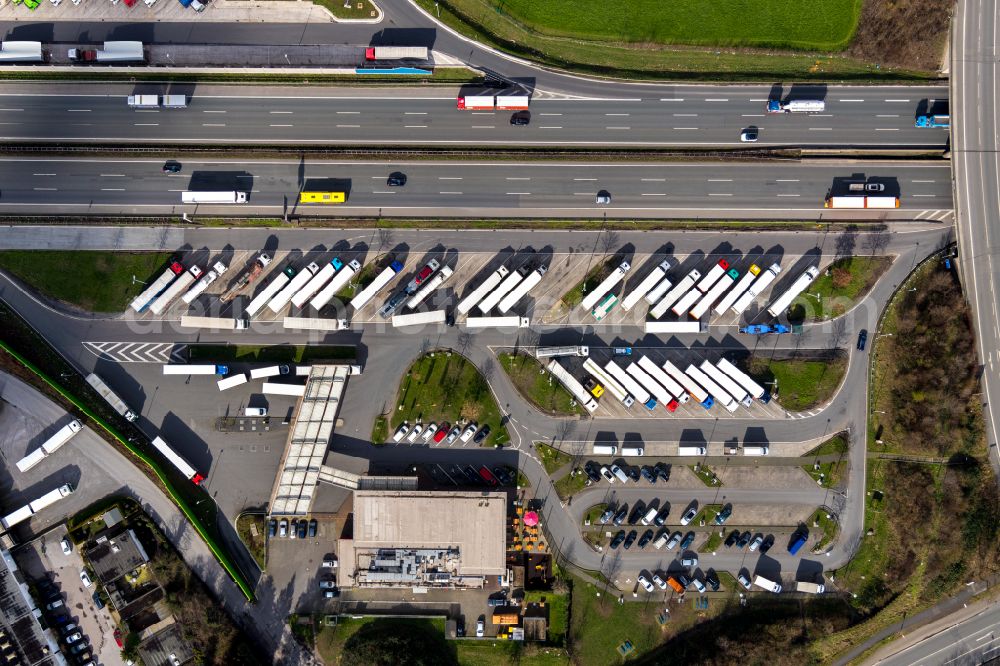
86,528,150,585
138,623,194,666
492,612,520,626
102,507,124,528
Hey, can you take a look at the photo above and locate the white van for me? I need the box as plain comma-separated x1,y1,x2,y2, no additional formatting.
593,444,618,456
621,446,644,457
244,407,268,417
640,507,659,526
610,464,629,483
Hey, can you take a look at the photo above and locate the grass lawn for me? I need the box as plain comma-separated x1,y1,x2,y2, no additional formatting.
811,508,839,551
689,464,722,487
499,353,585,416
536,443,573,474
747,354,847,412
803,435,849,488
389,352,510,446
805,433,849,457
235,514,267,569
0,250,172,313
553,469,588,500
583,503,608,526
803,256,893,320
525,588,570,646
335,260,377,300
699,531,724,553
693,504,723,526
309,0,378,19
455,642,570,666
560,258,615,309
187,344,355,363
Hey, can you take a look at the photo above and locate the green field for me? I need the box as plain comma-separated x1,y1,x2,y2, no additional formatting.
748,355,847,412
499,353,585,416
802,256,893,320
0,250,172,313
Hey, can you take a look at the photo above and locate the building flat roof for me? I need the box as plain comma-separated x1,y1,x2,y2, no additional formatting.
352,490,506,577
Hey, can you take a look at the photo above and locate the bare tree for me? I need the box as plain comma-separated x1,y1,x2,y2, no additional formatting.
862,225,890,256
377,228,393,251
480,356,495,383
830,316,848,348
835,226,858,260
456,332,473,356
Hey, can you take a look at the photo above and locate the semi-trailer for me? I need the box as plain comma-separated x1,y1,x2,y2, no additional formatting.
365,46,428,60
457,266,509,315
86,373,138,421
621,260,671,311
699,360,751,408
696,260,730,292
456,95,530,110
1,484,75,529
713,264,760,315
753,575,783,593
626,362,678,411
246,266,296,317
179,315,249,331
129,258,184,312
478,268,526,313
151,437,204,484
15,448,46,474
644,321,705,334
603,361,656,410
591,293,619,321
685,365,738,413
663,360,713,409
282,317,350,331
350,260,402,311
392,310,447,328
220,253,272,303
535,346,589,359
637,356,689,404
407,265,454,309
182,261,228,304
795,581,825,594
546,359,599,413
731,263,781,315
766,99,824,114
582,358,635,408
915,114,949,128
250,366,285,379
766,266,820,317
162,364,229,376
670,287,703,318
824,196,899,209
217,373,249,391
181,191,248,204
743,446,770,456
262,382,307,397
497,265,546,314
650,269,701,319
307,259,362,311
127,94,159,109
690,268,739,319
677,445,706,455
405,260,441,294
644,275,674,306
69,41,144,62
15,420,84,473
0,41,43,63
463,316,530,329
716,358,767,402
580,261,631,311
148,265,203,315
291,258,343,309
268,262,319,313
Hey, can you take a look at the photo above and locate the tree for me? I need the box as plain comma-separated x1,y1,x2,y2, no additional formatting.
342,619,457,666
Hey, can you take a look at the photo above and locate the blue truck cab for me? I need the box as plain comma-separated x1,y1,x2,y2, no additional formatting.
788,531,807,555
643,398,657,410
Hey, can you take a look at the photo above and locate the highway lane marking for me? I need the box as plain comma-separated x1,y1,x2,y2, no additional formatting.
202,123,226,127
336,124,360,128
839,98,865,102
134,109,159,113
67,109,91,112
708,179,732,182
471,112,493,115
708,193,733,196
808,127,833,131
270,111,293,114
202,110,227,113
777,194,801,197
749,98,767,102
641,193,667,196
605,126,631,129
100,188,125,191
269,124,294,127
439,191,463,194
741,114,765,117
659,98,684,102
876,114,900,117
875,128,900,131
776,179,800,182
605,113,630,116
32,173,56,176
673,127,699,130
539,113,562,116
0,108,23,111
573,178,597,181
506,177,530,180
438,177,463,180
911,194,937,197
472,125,495,128
404,112,426,115
885,99,911,102
372,191,396,194
72,123,92,126
100,174,125,177
404,125,428,128
573,192,592,196
540,126,563,129
134,123,159,126
506,192,531,195
641,178,666,181
673,113,698,117
32,187,56,191
705,98,729,102
911,180,936,183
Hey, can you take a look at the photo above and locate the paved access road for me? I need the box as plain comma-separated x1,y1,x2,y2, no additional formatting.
869,601,1000,666
0,83,949,148
0,157,952,220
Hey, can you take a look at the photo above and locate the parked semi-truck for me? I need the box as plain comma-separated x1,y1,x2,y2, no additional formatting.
350,260,403,311
2,484,75,529
246,266,296,317
182,191,248,204
603,361,656,410
15,420,83,473
582,358,635,408
580,261,631,311
690,268,739,319
365,46,428,60
456,95,529,110
644,321,705,334
753,575,783,593
129,258,184,312
405,260,441,294
731,263,781,315
546,360,599,413
766,99,825,114
637,356,689,404
717,357,769,402
686,364,737,413
644,274,674,307
182,261,228,304
148,265,203,315
627,362,678,411
699,360,751,408
621,260,671,311
696,260,730,292
592,293,619,321
457,266,509,315
309,259,362,312
407,265,454,309
69,41,144,63
292,258,343,309
179,315,249,331
915,114,949,128
497,265,546,314
663,360,713,409
87,373,138,421
0,41,43,63
151,437,204,484
713,264,760,315
670,287,703,318
220,253,272,303
536,346,589,359
262,382,307,397
766,266,820,317
162,364,229,376
463,316,530,329
795,581,825,594
217,373,249,391
649,269,700,320
824,195,899,209
268,262,319,313
478,268,525,314
282,316,349,331
392,310,447,328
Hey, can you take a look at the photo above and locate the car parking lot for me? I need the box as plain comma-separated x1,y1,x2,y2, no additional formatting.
265,516,342,612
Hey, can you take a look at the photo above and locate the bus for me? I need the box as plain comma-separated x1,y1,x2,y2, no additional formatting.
592,293,618,321
299,191,346,204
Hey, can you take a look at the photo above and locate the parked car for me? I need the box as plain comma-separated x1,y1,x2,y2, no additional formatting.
60,539,72,555
278,519,288,538
433,423,450,443
599,506,616,524
654,462,671,482
613,347,632,356
638,529,654,549
308,519,318,538
61,624,78,635
79,571,93,588
679,531,696,550
406,424,423,442
857,329,868,351
493,466,514,486
584,462,602,484
680,555,698,567
70,643,89,654
627,502,646,525
392,423,410,442
460,423,478,442
724,530,739,548
421,423,438,441
738,573,752,589
637,574,654,593
609,464,629,483
623,530,638,550
473,424,491,444
46,599,64,611
691,576,706,593
759,535,775,554
748,534,764,552
624,466,641,482
319,580,337,589
705,570,721,592
612,505,629,526
66,632,83,643
297,520,308,539
680,506,698,526
600,466,616,483
446,426,462,444
476,619,485,638
640,466,657,484
463,466,481,484
736,531,752,549
92,591,105,610
322,557,338,568
665,531,682,550
714,504,733,525
289,520,298,539
652,573,668,590
268,520,277,538
609,530,627,549
653,507,670,527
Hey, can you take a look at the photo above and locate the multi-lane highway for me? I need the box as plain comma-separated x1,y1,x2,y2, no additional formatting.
0,157,953,219
0,84,950,148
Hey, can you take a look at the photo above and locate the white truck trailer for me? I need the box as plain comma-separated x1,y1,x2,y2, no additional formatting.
626,362,676,410
129,259,184,312
603,361,656,410
535,346,588,359
644,275,674,306
731,263,781,315
766,266,820,318
148,266,203,315
69,41,144,63
392,310,447,328
365,46,429,60
582,358,634,408
713,264,759,316
182,261,228,304
696,260,730,292
246,267,296,317
87,373,139,421
686,364,737,413
546,359,598,413
350,260,403,311
690,268,739,319
637,356,689,404
217,373,249,391
282,317,350,331
650,269,701,319
670,287,703,318
716,358,768,401
162,364,229,376
262,382,307,397
497,265,546,314
181,191,248,204
407,265,454,309
0,41,43,62
457,266,509,315
313,260,363,311
580,261,631,311
644,321,705,334
699,360,751,408
663,360,713,409
463,316,530,329
743,445,770,456
1,484,75,529
621,260,671,311
268,262,319,313
292,259,342,309
478,268,525,314
151,437,204,485
127,94,159,109
15,420,84,473
753,575,783,593
179,315,249,331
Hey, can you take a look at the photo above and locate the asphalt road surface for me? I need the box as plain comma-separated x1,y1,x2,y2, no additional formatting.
0,83,950,149
0,157,953,220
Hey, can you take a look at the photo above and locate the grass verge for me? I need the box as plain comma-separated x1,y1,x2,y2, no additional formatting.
694,504,723,526
536,443,573,474
803,434,849,488
187,344,355,363
747,353,847,411
553,470,589,501
0,68,481,84
689,464,722,487
583,504,608,526
699,531,724,553
389,351,509,447
803,256,893,320
0,250,172,313
560,257,615,309
235,514,267,569
308,0,377,19
499,353,586,416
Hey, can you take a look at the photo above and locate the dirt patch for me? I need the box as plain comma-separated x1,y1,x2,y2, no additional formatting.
715,465,817,490
847,0,952,72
